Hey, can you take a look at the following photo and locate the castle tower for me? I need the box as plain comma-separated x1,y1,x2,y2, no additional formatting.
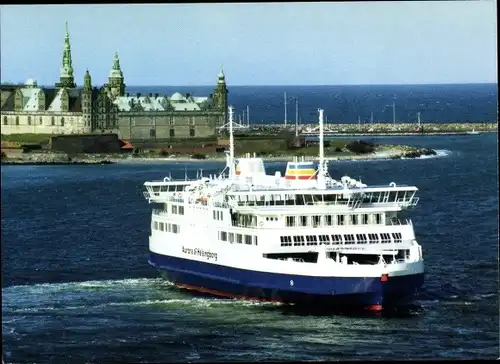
107,51,126,98
215,66,228,122
56,22,77,89
81,69,93,130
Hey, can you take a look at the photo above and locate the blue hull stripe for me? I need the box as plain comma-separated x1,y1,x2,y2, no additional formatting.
149,252,424,308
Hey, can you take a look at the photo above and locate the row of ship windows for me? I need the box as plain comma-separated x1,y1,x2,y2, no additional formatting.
279,233,403,246
218,231,259,246
285,213,383,227
153,221,181,234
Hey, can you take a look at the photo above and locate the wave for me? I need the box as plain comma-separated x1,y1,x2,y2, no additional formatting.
2,278,281,316
2,278,168,293
419,149,451,159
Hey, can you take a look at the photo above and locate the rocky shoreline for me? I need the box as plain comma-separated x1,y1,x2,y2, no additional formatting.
1,145,437,165
1,152,115,165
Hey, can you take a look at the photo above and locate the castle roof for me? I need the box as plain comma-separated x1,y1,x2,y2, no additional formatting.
0,85,83,113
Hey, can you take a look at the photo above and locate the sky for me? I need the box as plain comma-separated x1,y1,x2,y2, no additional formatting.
0,2,497,86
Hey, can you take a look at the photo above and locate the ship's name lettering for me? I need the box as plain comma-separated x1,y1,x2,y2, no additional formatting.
182,246,218,261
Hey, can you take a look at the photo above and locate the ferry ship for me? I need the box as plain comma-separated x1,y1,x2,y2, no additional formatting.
143,107,425,312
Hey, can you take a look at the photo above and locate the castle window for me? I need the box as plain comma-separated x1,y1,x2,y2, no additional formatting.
39,117,43,125
150,128,156,138
190,117,195,125
170,128,175,137
61,117,65,127
189,127,195,137
169,117,174,125
51,117,55,126
27,116,32,125
3,116,7,125
15,116,19,125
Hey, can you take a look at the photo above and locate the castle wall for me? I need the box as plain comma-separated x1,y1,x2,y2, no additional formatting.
1,112,90,135
117,112,220,140
49,133,121,154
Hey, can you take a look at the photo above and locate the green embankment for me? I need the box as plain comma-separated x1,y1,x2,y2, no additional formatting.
1,133,52,145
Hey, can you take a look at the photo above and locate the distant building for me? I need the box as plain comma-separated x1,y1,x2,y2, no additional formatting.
1,22,228,140
0,23,116,135
114,69,228,140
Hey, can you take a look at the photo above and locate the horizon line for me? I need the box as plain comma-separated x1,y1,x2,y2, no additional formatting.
1,82,497,88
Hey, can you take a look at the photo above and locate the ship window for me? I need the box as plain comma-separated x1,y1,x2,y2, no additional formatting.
179,206,184,215
154,221,158,230
245,235,252,245
173,224,179,234
344,234,355,244
325,215,333,226
236,234,243,244
167,223,172,232
362,214,369,224
375,213,382,224
254,236,258,245
229,233,235,243
331,234,342,244
220,231,228,241
391,232,402,243
172,205,178,214
337,215,345,225
286,216,296,227
306,235,318,246
356,233,367,244
300,216,308,226
159,222,164,231
293,236,305,246
312,215,321,227
350,215,358,225
319,234,330,245
368,233,379,244
213,210,217,219
380,233,391,244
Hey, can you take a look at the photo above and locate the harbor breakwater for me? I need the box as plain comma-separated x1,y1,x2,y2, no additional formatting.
253,122,497,133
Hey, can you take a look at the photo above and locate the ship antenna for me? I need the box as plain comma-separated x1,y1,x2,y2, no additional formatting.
184,164,188,181
228,105,235,180
317,108,326,189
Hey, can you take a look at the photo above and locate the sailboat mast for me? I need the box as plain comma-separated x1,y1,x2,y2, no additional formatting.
284,92,287,128
393,101,396,126
295,98,299,137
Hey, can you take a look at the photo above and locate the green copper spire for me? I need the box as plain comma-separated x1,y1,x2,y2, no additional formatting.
109,51,123,79
83,69,92,89
113,51,121,71
218,65,225,84
57,21,76,88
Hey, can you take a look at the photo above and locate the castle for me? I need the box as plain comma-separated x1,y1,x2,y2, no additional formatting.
0,23,228,140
